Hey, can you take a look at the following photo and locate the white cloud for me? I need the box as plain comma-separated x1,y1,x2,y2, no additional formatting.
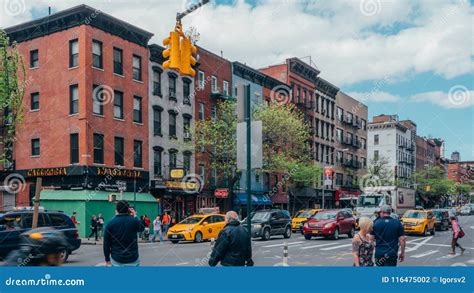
410,88,474,109
0,0,472,86
347,91,401,103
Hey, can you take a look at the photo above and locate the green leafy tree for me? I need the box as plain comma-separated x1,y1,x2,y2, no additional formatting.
0,30,27,166
363,156,395,187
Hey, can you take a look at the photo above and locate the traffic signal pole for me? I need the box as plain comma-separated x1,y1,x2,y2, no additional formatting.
176,0,210,22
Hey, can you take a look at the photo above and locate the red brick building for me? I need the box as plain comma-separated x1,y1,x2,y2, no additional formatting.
1,5,153,209
194,46,233,211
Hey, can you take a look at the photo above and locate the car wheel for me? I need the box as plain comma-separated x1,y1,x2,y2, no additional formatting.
283,226,291,239
332,228,339,240
430,227,435,236
194,232,203,243
59,249,69,263
171,240,179,244
348,226,355,238
304,234,312,240
262,228,271,241
422,226,427,236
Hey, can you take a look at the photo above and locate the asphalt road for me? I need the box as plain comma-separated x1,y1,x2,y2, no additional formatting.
63,215,474,267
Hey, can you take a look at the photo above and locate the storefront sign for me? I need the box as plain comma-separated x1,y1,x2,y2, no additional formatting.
170,168,185,179
214,188,229,198
26,167,68,177
165,181,196,190
96,167,142,178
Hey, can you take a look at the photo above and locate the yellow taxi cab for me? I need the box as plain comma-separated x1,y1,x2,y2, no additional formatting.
401,209,436,236
291,209,321,232
167,214,226,244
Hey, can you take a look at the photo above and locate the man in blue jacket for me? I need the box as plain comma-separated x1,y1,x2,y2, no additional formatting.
103,200,144,266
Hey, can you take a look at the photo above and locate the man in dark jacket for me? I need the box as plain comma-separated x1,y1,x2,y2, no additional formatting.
103,201,144,266
209,211,253,266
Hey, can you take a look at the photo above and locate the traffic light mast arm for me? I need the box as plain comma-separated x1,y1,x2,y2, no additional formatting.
176,0,210,22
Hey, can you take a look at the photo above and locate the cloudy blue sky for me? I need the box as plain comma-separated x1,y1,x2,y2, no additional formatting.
1,0,473,159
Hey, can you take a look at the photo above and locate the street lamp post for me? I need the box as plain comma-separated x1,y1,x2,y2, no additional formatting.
322,148,348,209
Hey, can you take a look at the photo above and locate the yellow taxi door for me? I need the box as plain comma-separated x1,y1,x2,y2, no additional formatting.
200,216,212,240
212,215,226,238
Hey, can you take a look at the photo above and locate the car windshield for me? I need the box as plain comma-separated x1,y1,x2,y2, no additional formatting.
403,211,426,219
294,211,314,218
179,217,203,224
432,211,443,219
357,195,382,207
313,211,337,220
251,212,271,221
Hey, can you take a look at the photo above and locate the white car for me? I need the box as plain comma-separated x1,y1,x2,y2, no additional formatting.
460,205,472,216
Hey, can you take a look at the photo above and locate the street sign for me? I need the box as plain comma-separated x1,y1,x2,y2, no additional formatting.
323,166,333,186
214,188,229,198
170,168,185,179
237,121,263,170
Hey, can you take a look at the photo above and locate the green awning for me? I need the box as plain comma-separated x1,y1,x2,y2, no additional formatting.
40,189,157,203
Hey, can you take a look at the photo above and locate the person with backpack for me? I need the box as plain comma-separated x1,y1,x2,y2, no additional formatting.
450,215,465,255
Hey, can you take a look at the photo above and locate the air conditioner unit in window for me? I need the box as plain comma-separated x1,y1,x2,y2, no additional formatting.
184,132,192,140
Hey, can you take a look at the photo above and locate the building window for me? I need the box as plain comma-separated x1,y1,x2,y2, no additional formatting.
93,134,104,164
114,90,124,119
69,39,78,68
211,104,217,121
336,151,343,164
169,111,177,137
336,128,343,142
169,150,178,168
153,147,162,177
30,92,39,110
153,107,162,135
153,70,161,96
198,71,205,89
132,55,142,81
133,140,142,168
92,40,103,69
336,173,343,186
183,152,191,173
133,96,142,123
113,47,123,75
169,75,176,99
183,115,191,138
69,84,78,114
92,85,104,115
199,164,205,183
361,138,366,149
31,138,40,156
374,134,379,145
198,102,205,120
211,168,217,186
114,137,124,166
315,143,319,161
336,107,343,121
374,150,379,161
211,76,218,92
30,49,39,68
70,133,79,164
223,80,229,96
361,119,366,130
183,79,191,104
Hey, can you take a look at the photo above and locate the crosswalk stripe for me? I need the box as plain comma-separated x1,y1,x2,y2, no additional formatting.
410,250,439,258
320,243,352,251
261,241,304,248
406,236,433,252
300,243,339,250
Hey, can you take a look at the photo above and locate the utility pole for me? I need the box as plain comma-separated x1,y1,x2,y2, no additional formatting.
31,177,42,228
245,85,252,238
176,0,210,22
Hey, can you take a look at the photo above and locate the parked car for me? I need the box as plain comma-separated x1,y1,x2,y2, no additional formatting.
432,209,450,231
291,209,322,233
167,214,225,244
303,209,355,240
400,209,436,236
460,205,472,216
0,209,81,261
246,209,291,241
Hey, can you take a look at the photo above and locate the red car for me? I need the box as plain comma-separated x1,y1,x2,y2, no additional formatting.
303,209,355,240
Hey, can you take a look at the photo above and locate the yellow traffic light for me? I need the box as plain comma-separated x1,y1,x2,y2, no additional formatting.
180,36,197,77
425,185,431,192
162,30,181,70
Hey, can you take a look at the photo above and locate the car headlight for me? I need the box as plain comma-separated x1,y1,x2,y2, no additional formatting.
185,227,194,232
253,224,261,228
324,223,333,228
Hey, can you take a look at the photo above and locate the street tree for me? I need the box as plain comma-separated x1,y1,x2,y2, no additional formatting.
0,30,27,166
363,155,394,187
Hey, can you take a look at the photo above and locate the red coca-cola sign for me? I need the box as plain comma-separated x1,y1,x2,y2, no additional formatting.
214,188,229,198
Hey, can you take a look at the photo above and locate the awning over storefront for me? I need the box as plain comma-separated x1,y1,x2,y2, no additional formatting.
233,194,272,205
269,193,289,204
40,189,157,203
335,189,361,201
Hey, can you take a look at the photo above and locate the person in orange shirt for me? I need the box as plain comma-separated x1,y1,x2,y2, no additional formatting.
162,212,171,237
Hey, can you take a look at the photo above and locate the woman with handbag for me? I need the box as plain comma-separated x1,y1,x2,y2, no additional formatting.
450,216,465,255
